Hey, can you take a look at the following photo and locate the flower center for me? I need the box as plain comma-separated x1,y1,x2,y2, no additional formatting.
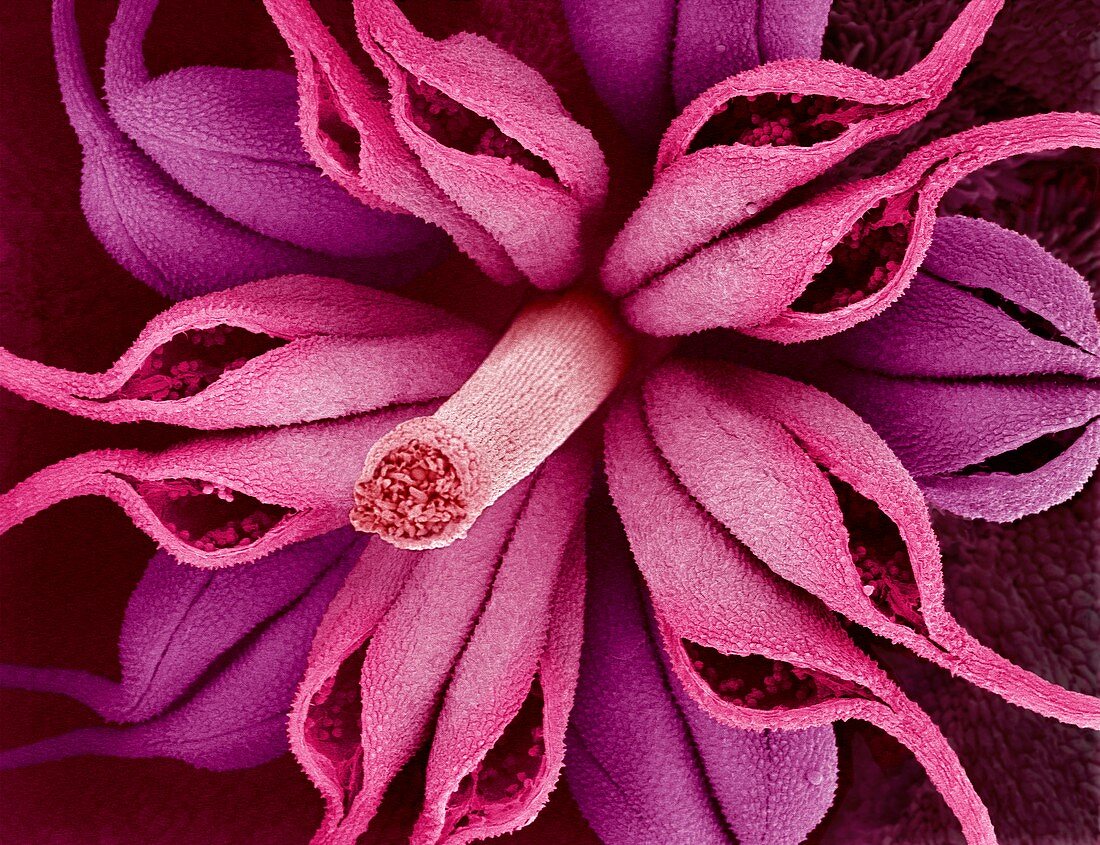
351,289,630,548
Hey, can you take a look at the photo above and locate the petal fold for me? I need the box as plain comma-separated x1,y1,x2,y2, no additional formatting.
264,0,608,289
640,361,1100,728
603,391,997,845
823,215,1100,520
619,112,1100,339
52,0,437,299
0,276,491,429
602,0,1004,299
291,439,592,844
0,533,356,771
1,529,360,724
0,406,428,568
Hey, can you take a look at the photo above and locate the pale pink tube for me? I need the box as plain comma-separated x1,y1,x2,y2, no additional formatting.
351,290,630,548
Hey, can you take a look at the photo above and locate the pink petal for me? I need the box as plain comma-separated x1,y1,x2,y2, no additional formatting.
413,440,590,843
827,371,1100,522
642,360,1100,728
264,0,607,289
287,538,420,837
296,439,589,844
0,276,490,428
0,406,428,568
620,112,1100,339
561,0,830,144
604,391,997,845
602,0,1004,299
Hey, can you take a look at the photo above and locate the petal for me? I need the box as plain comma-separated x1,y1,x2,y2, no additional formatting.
602,0,1004,298
917,423,1100,522
827,370,1100,521
567,491,836,845
1,529,360,724
0,275,491,428
355,0,608,290
264,0,608,289
671,0,832,108
603,392,997,845
826,216,1100,378
0,406,428,568
0,534,354,771
103,0,441,270
296,439,591,844
301,480,533,843
642,361,1100,727
264,0,521,285
620,112,1100,339
288,538,420,831
413,439,591,843
562,0,830,145
51,0,416,299
561,0,677,145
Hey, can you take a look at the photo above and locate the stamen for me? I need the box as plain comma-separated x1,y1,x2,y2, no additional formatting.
351,290,629,549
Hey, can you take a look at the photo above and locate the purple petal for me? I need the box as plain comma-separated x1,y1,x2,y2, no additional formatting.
0,531,358,771
562,0,828,144
671,0,831,108
828,216,1100,378
0,530,361,724
826,371,1100,522
567,494,837,845
104,0,441,266
52,0,442,299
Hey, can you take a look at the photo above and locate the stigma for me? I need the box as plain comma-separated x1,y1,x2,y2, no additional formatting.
351,289,630,548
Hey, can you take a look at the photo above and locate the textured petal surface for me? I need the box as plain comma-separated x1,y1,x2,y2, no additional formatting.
602,0,1004,299
264,0,607,289
0,406,429,568
642,360,1100,727
293,440,590,844
53,0,436,299
567,491,837,845
1,529,360,725
620,113,1100,339
562,0,830,144
104,0,441,272
413,439,590,844
0,276,491,428
823,215,1100,520
0,533,356,771
603,390,997,845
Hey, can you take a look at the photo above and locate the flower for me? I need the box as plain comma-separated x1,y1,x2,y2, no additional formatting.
2,1,1098,844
